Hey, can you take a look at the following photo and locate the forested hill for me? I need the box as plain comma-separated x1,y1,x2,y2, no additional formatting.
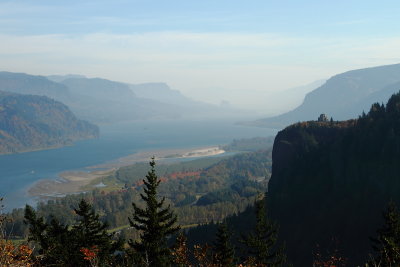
268,91,400,265
0,91,99,154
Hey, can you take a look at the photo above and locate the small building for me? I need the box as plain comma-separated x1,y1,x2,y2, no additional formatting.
318,113,328,122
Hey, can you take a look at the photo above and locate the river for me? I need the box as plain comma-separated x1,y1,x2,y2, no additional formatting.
0,119,277,211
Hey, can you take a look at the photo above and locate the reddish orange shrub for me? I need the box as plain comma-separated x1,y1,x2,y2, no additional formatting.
80,245,99,266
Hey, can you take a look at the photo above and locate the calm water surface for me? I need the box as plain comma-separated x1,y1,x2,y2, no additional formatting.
0,120,278,210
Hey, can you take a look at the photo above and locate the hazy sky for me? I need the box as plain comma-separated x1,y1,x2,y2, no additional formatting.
1,0,400,111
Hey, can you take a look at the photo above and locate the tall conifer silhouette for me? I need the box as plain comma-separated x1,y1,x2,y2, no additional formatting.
241,197,286,266
129,157,180,266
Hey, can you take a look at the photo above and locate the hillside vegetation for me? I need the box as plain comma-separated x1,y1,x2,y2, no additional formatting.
5,147,271,241
0,91,98,154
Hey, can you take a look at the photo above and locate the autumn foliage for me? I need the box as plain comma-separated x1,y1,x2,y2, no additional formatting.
80,245,99,267
313,243,346,267
0,240,33,266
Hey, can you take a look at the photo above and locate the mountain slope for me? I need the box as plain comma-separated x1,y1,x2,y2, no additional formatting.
251,63,400,128
130,83,191,106
0,73,182,123
0,91,99,154
46,74,86,83
61,77,137,101
265,79,326,115
1,72,248,123
59,77,183,122
0,72,71,101
130,82,247,118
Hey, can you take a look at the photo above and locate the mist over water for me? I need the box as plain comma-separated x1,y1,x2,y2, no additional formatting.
0,119,277,211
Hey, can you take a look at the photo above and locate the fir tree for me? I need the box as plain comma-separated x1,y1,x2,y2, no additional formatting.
24,199,121,266
129,157,180,267
24,205,73,265
369,201,400,266
241,197,286,266
72,199,123,265
213,222,235,266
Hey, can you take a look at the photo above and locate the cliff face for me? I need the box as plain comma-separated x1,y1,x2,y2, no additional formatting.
268,91,400,265
0,91,99,154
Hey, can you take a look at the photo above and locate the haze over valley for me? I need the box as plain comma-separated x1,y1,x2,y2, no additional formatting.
3,1,400,266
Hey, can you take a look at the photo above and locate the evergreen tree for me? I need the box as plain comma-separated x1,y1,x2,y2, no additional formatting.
213,222,235,266
241,197,286,266
24,199,121,266
128,157,180,266
369,201,400,266
24,205,73,265
72,199,123,265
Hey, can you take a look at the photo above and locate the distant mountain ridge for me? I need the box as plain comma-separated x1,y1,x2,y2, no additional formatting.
130,83,188,105
264,79,326,115
249,63,400,128
62,77,137,101
0,72,181,123
47,74,86,83
51,74,251,120
0,72,248,124
0,71,71,100
0,91,98,154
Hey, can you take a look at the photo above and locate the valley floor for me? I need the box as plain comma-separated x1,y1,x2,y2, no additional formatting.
28,146,225,198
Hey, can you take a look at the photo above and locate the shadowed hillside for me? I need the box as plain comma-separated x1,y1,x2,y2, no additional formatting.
269,91,400,265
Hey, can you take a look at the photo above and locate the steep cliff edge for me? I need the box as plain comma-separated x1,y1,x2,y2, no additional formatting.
269,91,400,265
0,91,99,154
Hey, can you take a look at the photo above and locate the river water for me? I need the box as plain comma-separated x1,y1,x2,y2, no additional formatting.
0,119,278,211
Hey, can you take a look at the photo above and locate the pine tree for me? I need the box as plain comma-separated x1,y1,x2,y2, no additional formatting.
46,217,75,264
241,197,286,266
24,200,122,266
24,205,73,265
72,199,123,264
129,157,180,266
369,201,400,266
213,222,235,266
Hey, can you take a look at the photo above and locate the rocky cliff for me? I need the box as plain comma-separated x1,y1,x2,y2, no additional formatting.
268,91,400,265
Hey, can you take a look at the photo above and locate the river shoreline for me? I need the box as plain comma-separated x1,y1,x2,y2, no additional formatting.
28,146,225,198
